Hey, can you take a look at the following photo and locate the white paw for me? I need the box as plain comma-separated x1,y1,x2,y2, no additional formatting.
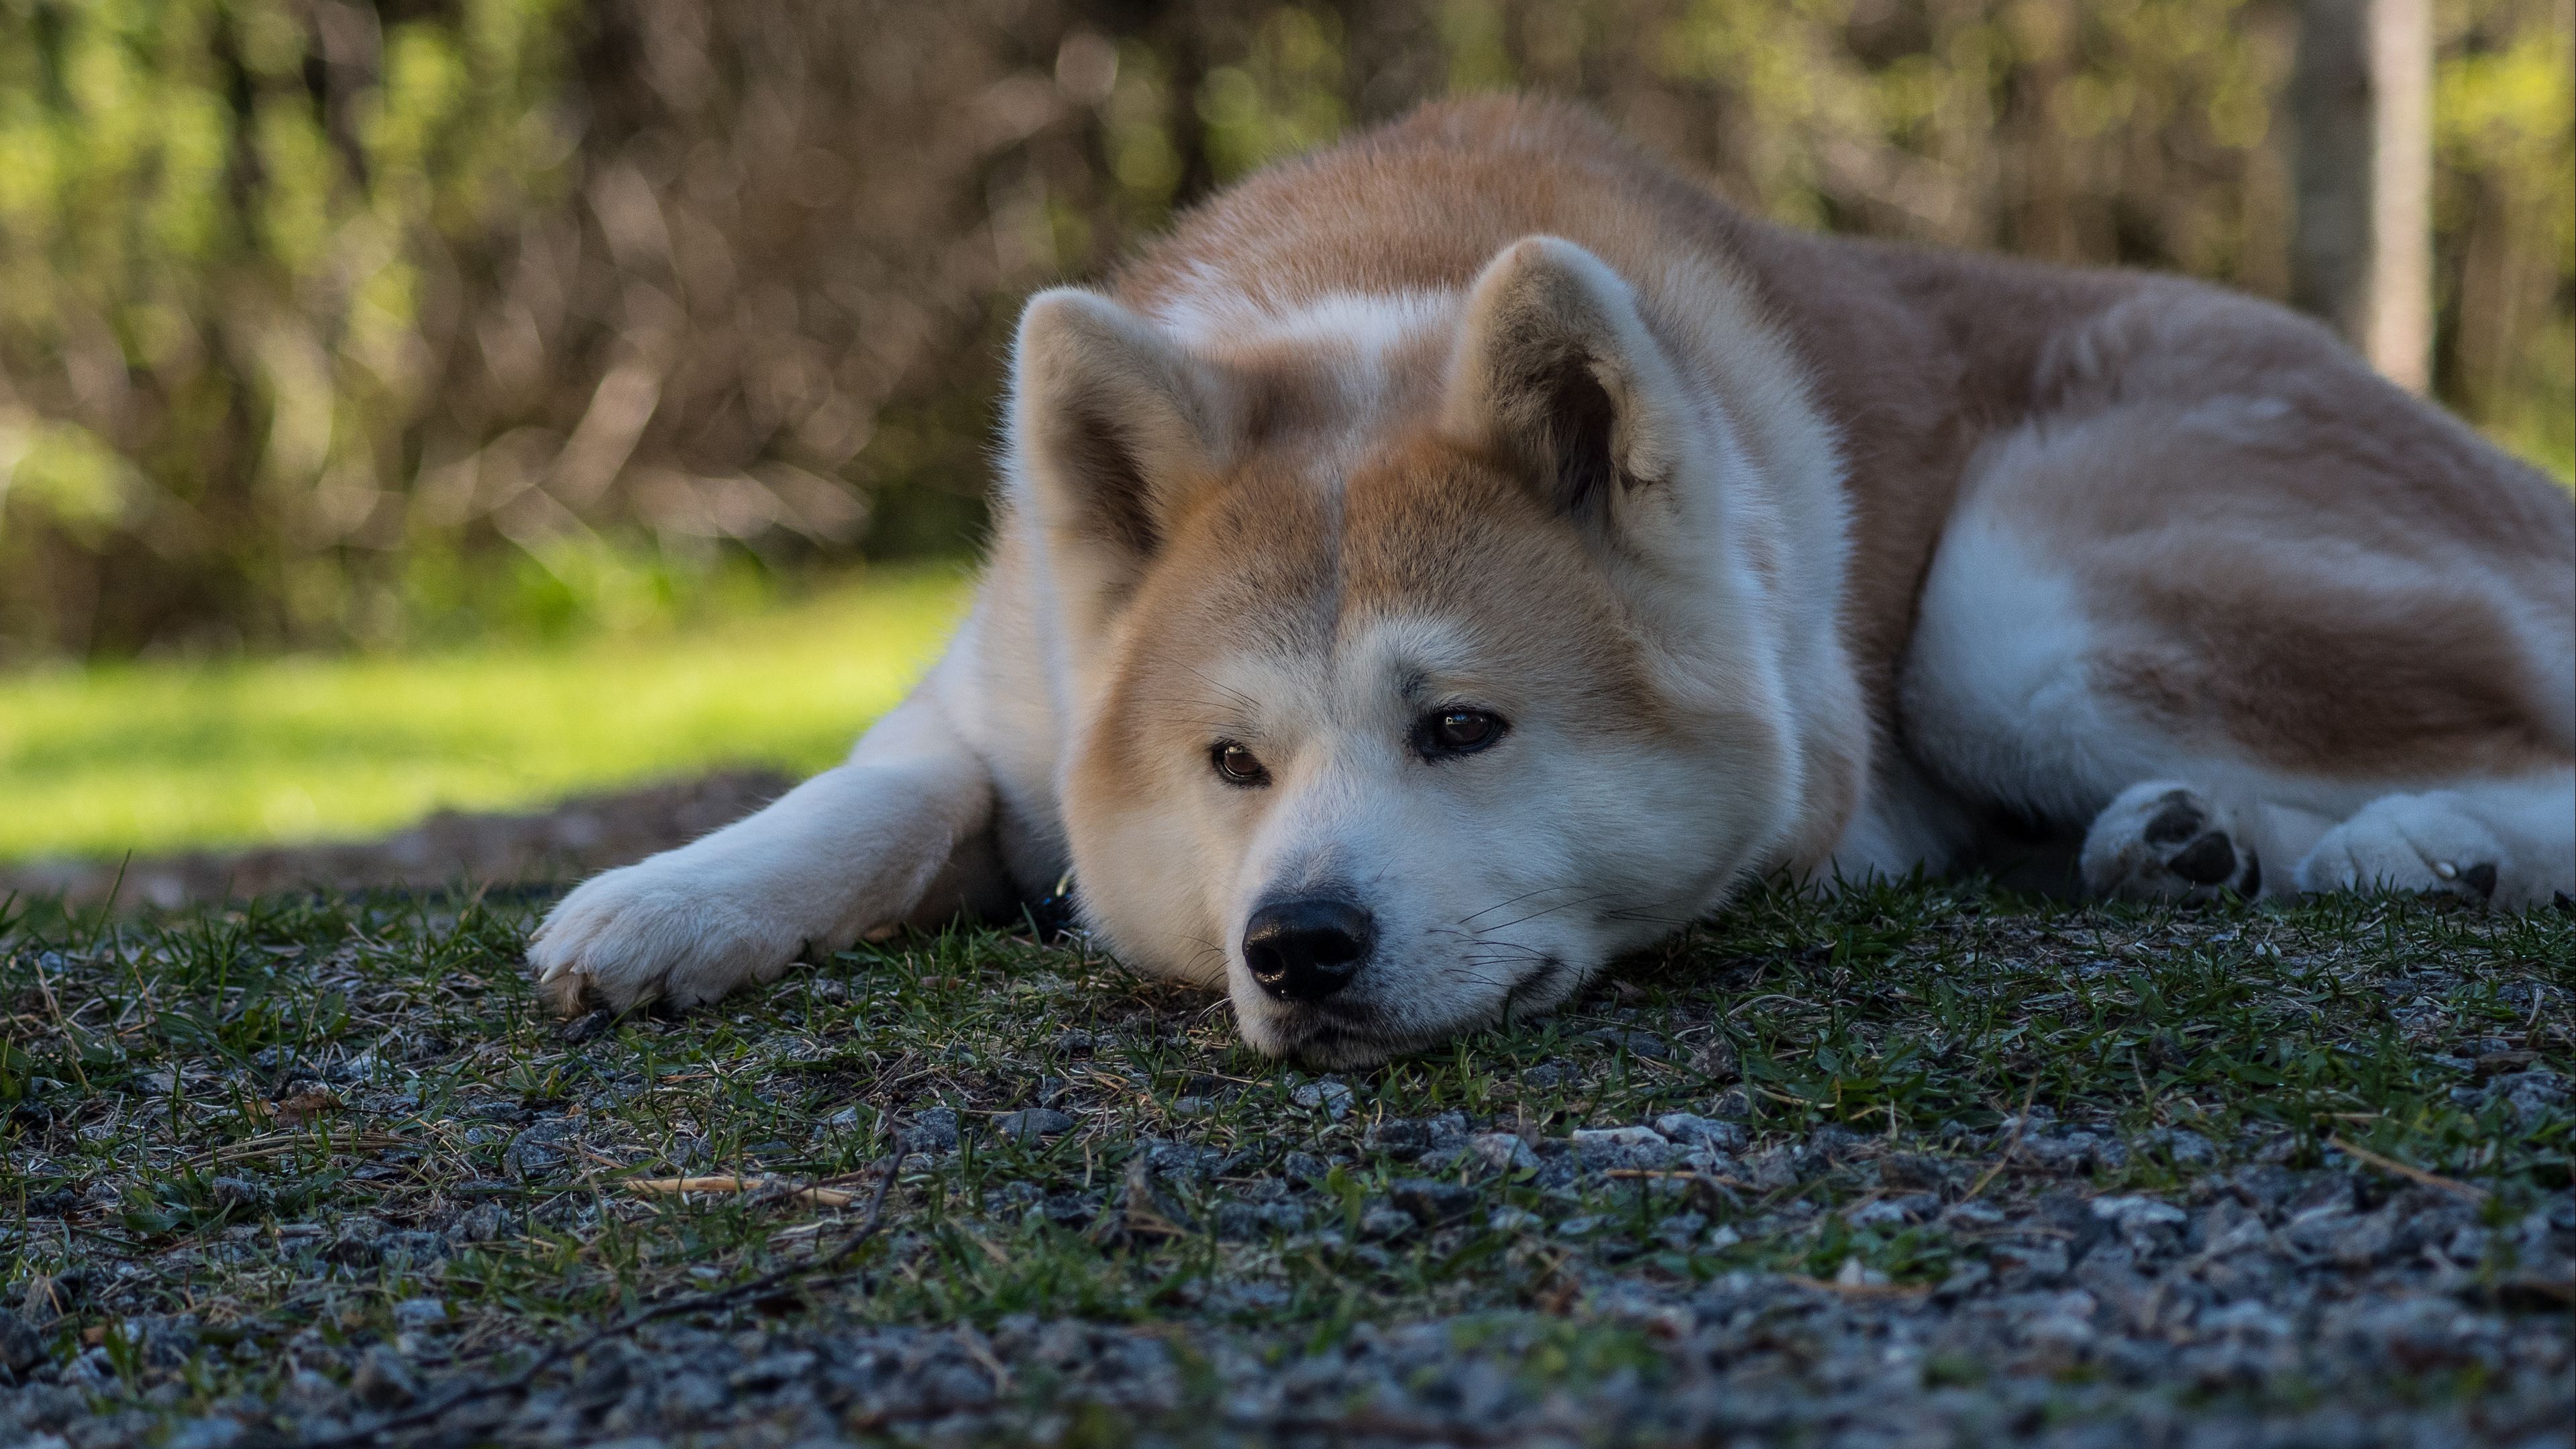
526,857,807,1015
2081,782,2262,901
2294,794,2505,902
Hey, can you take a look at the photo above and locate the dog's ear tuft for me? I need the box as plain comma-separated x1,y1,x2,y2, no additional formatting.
1442,237,1688,536
1012,290,1222,616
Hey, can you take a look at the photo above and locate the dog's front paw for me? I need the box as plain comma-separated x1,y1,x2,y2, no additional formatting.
2294,794,2504,902
527,860,806,1015
2081,782,2261,901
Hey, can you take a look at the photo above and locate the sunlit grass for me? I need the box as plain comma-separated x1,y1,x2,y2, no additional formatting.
0,566,972,861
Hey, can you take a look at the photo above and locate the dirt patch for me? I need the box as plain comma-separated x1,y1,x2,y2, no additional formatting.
0,770,792,910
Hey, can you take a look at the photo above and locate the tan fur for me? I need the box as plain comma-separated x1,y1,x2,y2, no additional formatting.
526,95,2573,1061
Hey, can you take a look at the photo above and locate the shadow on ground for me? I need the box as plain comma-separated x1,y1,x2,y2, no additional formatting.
0,771,793,911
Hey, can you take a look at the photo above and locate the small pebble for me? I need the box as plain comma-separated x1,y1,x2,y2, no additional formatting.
390,1298,448,1332
993,1108,1076,1140
1289,1078,1354,1120
350,1346,417,1408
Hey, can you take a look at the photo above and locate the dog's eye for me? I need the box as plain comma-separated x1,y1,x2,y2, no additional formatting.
1210,741,1272,788
1415,708,1507,759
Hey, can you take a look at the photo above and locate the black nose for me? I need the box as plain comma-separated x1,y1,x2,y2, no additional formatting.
1242,896,1375,1003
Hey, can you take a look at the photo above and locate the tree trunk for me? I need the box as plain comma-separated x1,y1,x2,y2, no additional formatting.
2290,0,2433,392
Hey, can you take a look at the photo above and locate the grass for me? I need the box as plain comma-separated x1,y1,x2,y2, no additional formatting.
1,880,2567,1438
0,568,970,863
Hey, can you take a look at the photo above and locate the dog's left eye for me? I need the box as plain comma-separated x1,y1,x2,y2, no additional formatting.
1415,708,1507,759
1210,740,1272,787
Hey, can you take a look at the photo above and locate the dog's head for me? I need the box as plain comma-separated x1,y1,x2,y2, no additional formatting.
1010,237,1849,1066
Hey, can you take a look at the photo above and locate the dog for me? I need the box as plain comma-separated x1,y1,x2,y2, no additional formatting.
529,97,2576,1067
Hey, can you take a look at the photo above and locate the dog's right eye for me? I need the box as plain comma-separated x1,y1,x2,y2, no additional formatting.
1210,741,1272,788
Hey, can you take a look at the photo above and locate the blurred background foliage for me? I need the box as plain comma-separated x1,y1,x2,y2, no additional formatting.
1,0,2569,661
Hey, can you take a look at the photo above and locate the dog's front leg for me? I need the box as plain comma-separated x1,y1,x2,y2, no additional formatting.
527,692,1001,1014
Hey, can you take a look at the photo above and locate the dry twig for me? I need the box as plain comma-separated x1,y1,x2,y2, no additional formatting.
2325,1135,2490,1203
1963,1075,2043,1202
626,1174,859,1208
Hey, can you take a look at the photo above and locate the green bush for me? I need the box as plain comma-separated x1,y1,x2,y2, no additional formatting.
0,0,2567,658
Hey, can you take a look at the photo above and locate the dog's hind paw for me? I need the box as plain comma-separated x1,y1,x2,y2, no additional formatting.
2294,793,2504,902
2080,782,2262,902
526,859,805,1016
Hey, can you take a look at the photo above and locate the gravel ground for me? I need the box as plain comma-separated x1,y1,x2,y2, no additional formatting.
1,877,2569,1447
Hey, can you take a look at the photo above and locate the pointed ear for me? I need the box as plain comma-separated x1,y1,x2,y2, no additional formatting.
1011,288,1224,622
1440,237,1691,533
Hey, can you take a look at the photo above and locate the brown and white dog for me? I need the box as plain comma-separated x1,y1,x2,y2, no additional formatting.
529,99,2576,1066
